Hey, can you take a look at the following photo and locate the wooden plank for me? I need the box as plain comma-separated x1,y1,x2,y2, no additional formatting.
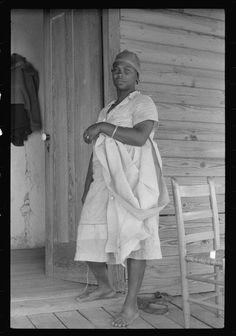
121,9,225,37
51,10,70,242
141,83,224,108
161,194,225,215
121,39,224,71
139,310,182,328
11,316,35,329
183,210,213,222
28,313,66,328
156,120,224,142
179,184,210,197
165,177,225,194
170,9,225,21
140,256,215,295
172,295,224,328
102,8,120,105
11,294,125,317
157,139,225,159
185,231,214,243
77,307,120,329
140,62,224,90
166,301,211,328
162,158,225,177
157,103,224,124
102,302,155,329
121,20,224,53
55,310,95,329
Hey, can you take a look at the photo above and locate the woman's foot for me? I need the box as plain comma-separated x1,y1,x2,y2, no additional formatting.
76,286,118,302
112,306,140,327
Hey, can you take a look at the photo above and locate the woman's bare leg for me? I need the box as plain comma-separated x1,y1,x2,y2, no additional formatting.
76,261,117,302
112,258,146,327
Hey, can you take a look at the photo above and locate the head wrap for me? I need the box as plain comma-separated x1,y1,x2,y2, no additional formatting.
113,50,141,75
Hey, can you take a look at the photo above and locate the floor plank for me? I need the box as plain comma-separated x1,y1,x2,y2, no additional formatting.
172,295,224,328
27,313,66,329
166,301,211,328
55,310,95,329
11,294,125,317
140,310,182,329
77,307,122,329
11,316,35,329
102,303,154,329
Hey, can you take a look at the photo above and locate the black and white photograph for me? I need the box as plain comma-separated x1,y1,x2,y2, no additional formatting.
10,8,225,329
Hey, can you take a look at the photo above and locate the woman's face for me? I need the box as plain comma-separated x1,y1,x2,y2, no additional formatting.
112,61,138,91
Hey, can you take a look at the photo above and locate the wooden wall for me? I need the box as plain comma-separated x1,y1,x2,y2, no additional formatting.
119,8,225,295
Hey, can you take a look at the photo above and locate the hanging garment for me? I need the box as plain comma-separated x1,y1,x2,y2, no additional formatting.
11,104,32,146
11,53,42,143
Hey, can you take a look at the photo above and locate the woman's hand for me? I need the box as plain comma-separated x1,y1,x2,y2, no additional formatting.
83,123,101,144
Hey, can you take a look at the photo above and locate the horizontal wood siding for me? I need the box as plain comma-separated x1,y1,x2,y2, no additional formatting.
120,8,225,295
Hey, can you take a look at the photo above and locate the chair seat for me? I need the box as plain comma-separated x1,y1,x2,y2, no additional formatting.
185,249,224,267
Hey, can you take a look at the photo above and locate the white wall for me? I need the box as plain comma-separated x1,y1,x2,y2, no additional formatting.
11,9,45,248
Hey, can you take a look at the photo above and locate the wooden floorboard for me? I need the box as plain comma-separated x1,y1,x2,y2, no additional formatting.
27,313,66,329
10,247,224,329
171,295,224,328
10,316,36,329
55,310,95,329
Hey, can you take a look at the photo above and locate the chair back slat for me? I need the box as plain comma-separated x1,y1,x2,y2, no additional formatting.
183,210,213,221
179,184,210,197
185,231,214,244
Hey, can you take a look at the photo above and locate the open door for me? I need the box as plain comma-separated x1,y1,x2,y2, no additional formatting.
43,9,125,291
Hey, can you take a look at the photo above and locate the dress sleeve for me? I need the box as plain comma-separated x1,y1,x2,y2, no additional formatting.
132,95,159,126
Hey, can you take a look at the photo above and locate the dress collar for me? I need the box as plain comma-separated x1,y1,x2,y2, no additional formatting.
107,90,140,109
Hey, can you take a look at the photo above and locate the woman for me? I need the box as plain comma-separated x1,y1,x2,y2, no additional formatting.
74,50,169,327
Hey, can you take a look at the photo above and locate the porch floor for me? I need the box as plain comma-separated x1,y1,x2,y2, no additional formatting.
10,248,224,329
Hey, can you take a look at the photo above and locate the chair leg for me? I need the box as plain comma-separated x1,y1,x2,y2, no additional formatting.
215,265,223,317
180,261,191,328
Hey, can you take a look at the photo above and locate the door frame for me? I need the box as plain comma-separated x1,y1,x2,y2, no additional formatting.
43,8,125,292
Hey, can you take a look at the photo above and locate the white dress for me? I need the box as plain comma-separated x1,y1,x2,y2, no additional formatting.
74,91,169,265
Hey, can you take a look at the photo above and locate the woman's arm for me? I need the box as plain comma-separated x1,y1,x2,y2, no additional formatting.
99,120,155,146
84,120,155,147
81,153,93,204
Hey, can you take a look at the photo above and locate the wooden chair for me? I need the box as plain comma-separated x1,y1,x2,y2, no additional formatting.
171,177,225,328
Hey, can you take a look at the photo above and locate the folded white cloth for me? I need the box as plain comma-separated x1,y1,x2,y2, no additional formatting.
94,135,169,266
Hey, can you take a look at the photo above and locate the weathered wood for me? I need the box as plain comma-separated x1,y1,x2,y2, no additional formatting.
140,310,182,329
11,316,35,329
179,184,210,197
185,231,215,244
77,307,119,329
121,39,224,71
121,20,224,53
157,139,224,159
102,303,155,329
44,10,54,276
28,313,66,328
166,301,211,328
140,62,224,90
162,158,225,177
51,10,70,242
157,103,224,124
141,83,224,108
55,310,95,328
169,9,225,21
102,9,120,105
183,210,213,222
156,120,224,142
172,295,224,328
121,9,225,37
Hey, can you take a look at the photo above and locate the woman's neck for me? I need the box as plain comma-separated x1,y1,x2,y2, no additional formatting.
116,88,136,104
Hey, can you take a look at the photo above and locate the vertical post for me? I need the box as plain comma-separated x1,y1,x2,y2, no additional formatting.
101,9,126,293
